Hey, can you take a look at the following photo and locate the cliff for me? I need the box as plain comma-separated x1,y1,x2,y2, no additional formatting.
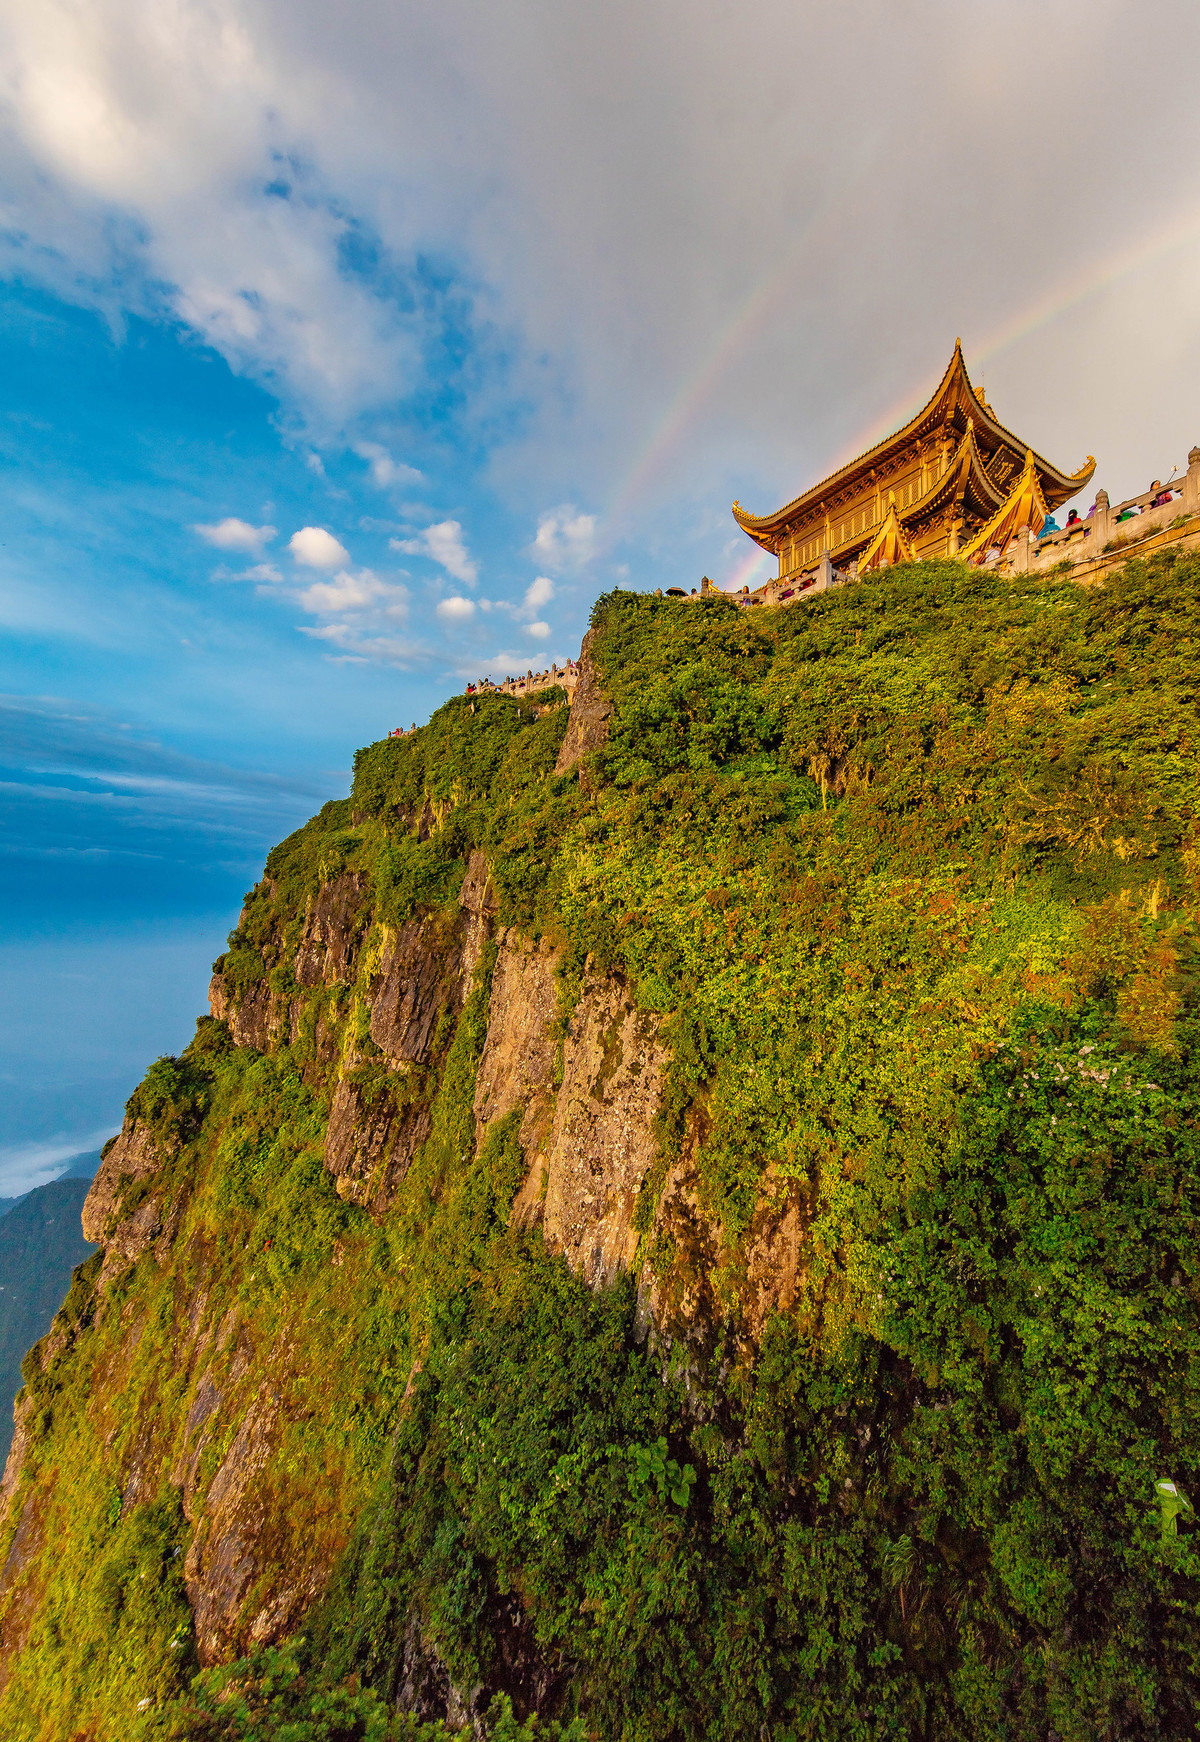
2,558,1200,1739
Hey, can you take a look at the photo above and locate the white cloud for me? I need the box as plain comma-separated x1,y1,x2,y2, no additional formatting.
526,619,550,638
424,521,478,586
523,575,554,613
355,441,423,489
246,561,284,582
289,526,351,569
300,623,422,666
0,1127,115,1197
532,508,596,573
437,595,476,621
0,0,1198,521
297,567,407,617
194,516,276,553
391,519,478,586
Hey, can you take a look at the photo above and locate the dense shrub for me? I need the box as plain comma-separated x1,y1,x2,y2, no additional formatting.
6,554,1200,1740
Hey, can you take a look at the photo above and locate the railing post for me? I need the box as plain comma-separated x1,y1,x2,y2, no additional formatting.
1091,488,1110,548
1184,448,1200,519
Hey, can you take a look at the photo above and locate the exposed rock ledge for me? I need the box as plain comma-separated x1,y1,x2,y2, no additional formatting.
81,1118,174,1285
477,936,669,1290
553,627,612,780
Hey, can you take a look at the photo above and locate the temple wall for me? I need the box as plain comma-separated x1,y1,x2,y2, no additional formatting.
465,663,578,704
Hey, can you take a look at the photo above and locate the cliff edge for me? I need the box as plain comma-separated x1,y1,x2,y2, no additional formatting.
3,563,1200,1739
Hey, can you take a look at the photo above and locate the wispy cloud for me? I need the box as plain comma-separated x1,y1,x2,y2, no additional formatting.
532,508,596,573
0,694,335,869
391,520,478,586
300,624,424,666
355,442,423,489
297,567,409,618
194,517,277,554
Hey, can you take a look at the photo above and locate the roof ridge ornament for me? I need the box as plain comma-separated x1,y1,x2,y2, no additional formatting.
857,501,915,574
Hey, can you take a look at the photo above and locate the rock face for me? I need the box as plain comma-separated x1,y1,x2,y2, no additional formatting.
475,935,562,1157
294,872,372,988
479,941,670,1291
81,1119,169,1283
458,849,498,990
540,968,668,1288
371,917,465,1064
323,1078,432,1211
208,973,274,1051
0,833,687,1693
553,628,612,779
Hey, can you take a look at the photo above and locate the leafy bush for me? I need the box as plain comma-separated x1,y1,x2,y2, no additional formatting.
126,1053,212,1149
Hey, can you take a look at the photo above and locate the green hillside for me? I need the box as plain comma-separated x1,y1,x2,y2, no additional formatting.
2,552,1199,1740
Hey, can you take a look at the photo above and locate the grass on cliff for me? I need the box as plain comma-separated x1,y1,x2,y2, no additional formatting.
3,552,1200,1740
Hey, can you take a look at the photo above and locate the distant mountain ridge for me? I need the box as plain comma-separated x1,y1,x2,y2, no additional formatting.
0,1176,96,1461
0,1150,99,1223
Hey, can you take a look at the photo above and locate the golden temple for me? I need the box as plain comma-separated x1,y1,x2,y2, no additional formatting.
733,341,1096,576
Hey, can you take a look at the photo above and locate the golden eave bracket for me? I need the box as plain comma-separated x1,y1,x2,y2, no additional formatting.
959,450,1050,565
857,501,915,573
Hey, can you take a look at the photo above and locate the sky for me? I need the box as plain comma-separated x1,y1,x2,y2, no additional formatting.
1,0,1200,1191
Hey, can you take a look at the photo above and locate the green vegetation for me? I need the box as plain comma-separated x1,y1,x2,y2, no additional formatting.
151,1642,584,1741
3,553,1200,1739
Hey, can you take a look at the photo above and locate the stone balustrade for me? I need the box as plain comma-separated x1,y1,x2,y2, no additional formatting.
1000,445,1200,575
466,662,578,703
696,443,1200,607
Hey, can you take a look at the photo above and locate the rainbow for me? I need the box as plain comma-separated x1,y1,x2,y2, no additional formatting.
600,167,868,565
829,200,1200,473
600,194,1200,592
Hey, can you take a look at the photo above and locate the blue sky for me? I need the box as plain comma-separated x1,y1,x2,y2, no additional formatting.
2,0,1200,1190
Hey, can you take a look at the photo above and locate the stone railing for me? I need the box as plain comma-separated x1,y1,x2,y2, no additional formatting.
654,559,856,610
743,551,856,606
1000,444,1200,574
467,662,578,703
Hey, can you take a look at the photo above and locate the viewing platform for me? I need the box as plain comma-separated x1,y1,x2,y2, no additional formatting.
465,661,579,703
721,444,1200,608
722,340,1199,609
993,445,1200,581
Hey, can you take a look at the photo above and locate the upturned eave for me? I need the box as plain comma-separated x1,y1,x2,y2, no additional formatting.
732,341,1096,543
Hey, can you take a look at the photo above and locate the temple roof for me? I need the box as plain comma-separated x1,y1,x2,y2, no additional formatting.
732,341,1096,549
857,502,914,574
960,449,1051,565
